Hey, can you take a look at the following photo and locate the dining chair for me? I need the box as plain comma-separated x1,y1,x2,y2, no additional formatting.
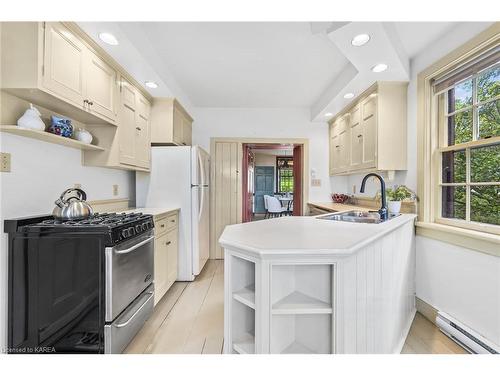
267,196,288,218
263,194,270,219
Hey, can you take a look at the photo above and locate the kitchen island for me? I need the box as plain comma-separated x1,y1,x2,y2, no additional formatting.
219,213,417,354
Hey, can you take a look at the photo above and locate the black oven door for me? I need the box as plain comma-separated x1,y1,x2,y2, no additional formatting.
9,233,105,353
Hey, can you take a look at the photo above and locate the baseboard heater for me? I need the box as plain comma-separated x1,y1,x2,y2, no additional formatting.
436,311,499,354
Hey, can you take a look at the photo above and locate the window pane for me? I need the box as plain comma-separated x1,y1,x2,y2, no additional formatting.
478,100,500,139
442,150,466,183
448,80,473,113
471,144,500,182
442,186,466,220
470,185,500,225
447,110,473,145
477,65,500,103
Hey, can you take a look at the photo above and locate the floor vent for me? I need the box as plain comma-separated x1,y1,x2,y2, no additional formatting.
436,311,499,354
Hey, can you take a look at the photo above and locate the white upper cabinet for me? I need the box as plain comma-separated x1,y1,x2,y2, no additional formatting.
150,98,193,146
1,22,118,125
84,49,117,122
329,82,408,176
42,22,86,108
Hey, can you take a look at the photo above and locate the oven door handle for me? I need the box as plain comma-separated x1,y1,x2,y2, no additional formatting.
113,236,154,255
115,291,154,328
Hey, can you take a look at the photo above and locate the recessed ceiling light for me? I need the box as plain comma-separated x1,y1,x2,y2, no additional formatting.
324,112,333,117
372,63,388,73
98,32,118,46
351,34,370,47
145,81,158,89
343,93,355,99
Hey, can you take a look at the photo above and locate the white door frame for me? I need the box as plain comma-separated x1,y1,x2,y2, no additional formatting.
210,137,310,259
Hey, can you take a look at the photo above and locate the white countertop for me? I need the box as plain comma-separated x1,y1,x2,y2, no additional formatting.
122,207,180,217
219,214,417,257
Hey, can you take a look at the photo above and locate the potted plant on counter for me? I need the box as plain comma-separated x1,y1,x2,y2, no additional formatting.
384,185,417,214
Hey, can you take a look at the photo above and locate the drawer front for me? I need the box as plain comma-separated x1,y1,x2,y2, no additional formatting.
166,213,178,231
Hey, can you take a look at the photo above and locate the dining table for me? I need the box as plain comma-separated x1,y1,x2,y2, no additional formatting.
278,196,293,213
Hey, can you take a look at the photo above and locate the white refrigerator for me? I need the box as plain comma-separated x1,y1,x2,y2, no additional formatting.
136,146,210,281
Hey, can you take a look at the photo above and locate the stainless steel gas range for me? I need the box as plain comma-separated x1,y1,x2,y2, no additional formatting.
5,212,155,354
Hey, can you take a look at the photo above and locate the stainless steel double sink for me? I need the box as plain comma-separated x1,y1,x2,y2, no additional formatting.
317,210,400,224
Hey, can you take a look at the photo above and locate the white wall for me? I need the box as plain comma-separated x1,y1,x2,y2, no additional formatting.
417,236,500,347
192,107,332,202
0,132,134,350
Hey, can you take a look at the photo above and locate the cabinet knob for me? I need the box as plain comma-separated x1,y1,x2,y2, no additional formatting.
160,224,165,228
83,99,89,105
357,134,363,138
335,145,340,148
136,127,142,131
170,219,175,223
166,241,172,245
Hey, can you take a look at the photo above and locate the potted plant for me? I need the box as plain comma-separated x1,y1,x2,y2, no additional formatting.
384,185,417,214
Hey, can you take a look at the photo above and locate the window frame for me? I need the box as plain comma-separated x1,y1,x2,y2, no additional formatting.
436,66,500,233
417,24,500,255
276,156,294,193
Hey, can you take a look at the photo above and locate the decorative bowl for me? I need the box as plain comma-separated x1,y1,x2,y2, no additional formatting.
331,193,350,204
49,115,73,138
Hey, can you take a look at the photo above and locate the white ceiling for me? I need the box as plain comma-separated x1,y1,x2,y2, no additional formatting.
78,21,463,119
136,22,347,107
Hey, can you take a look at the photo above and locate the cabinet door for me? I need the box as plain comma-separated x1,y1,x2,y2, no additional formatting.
181,117,192,146
338,127,350,171
135,112,150,168
361,96,377,168
166,230,178,287
42,22,86,107
350,106,363,169
154,232,169,306
172,107,183,145
331,134,341,174
85,49,117,122
118,77,137,165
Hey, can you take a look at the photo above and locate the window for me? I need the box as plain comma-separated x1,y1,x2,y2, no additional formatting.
276,157,294,193
435,56,500,231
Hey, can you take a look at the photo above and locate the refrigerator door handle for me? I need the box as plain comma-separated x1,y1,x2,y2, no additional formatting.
198,150,205,187
198,185,204,222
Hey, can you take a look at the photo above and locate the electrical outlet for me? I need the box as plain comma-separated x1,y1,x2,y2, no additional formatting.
311,178,321,187
113,184,119,196
1,152,11,172
74,183,81,189
352,184,356,194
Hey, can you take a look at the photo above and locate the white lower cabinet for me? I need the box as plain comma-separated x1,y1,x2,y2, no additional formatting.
153,211,179,306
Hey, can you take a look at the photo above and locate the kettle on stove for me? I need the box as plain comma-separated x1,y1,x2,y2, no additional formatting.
53,188,94,221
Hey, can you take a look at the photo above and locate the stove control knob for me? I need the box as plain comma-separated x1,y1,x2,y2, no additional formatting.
142,223,148,231
136,224,141,233
128,227,135,236
122,229,129,239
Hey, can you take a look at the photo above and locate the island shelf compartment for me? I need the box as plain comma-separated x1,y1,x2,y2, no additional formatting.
228,254,257,354
271,264,334,315
271,314,333,354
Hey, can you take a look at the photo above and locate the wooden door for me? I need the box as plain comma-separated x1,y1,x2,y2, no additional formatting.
84,49,117,122
154,232,168,305
119,77,137,166
211,141,241,259
166,230,178,286
173,107,183,145
42,22,86,108
254,166,275,214
361,96,377,168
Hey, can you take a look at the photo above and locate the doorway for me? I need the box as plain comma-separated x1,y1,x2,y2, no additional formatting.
242,143,303,222
210,138,308,259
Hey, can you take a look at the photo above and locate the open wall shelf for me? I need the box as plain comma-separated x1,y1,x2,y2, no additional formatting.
272,290,332,314
0,125,105,151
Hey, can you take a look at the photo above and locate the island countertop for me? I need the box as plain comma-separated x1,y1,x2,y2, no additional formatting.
219,214,417,258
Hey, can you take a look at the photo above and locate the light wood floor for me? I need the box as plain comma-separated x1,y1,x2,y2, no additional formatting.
125,259,467,354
